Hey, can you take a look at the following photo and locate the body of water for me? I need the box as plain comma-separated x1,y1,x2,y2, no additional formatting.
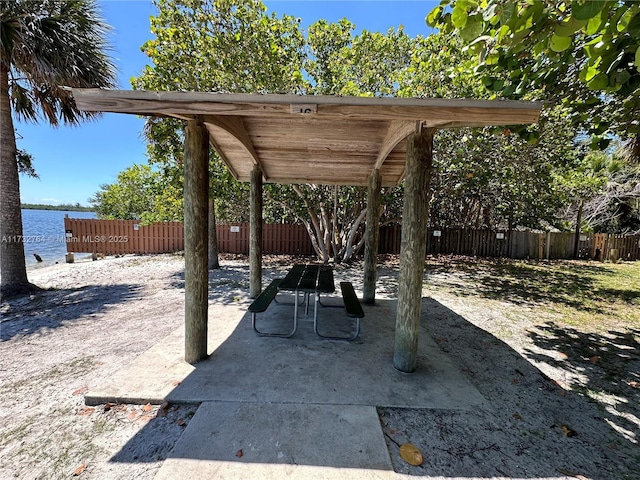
21,209,97,268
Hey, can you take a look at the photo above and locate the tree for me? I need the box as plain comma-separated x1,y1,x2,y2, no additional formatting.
395,33,581,232
562,149,640,235
133,0,306,93
0,0,116,297
131,0,306,266
16,148,38,179
89,164,182,222
428,1,640,154
270,19,414,262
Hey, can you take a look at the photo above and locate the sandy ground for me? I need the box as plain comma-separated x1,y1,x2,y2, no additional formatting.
0,253,638,479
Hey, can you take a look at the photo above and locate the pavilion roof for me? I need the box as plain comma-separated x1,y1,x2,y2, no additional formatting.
70,89,543,186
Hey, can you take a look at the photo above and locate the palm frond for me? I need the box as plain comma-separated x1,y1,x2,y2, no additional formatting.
1,0,117,125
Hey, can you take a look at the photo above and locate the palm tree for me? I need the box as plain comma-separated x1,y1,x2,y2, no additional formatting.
1,0,116,297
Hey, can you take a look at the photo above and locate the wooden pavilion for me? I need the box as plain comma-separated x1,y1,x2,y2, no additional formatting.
70,89,543,373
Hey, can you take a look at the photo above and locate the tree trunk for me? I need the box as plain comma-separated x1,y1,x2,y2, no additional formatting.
573,199,584,259
249,165,263,298
208,197,220,269
363,169,381,304
394,128,434,373
184,117,209,364
0,63,38,297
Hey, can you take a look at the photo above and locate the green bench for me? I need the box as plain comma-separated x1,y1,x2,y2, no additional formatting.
249,278,298,338
314,281,364,341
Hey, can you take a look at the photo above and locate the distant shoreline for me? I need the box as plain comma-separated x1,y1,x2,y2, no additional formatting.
21,203,95,212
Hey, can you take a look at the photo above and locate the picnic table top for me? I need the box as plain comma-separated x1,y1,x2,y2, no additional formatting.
279,264,335,293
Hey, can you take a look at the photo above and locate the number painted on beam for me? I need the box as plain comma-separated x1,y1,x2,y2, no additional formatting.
290,104,317,114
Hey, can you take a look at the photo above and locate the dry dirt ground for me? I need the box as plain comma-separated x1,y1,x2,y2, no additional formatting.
0,253,638,479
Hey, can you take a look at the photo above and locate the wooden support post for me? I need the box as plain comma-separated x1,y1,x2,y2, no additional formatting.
393,128,434,373
250,165,263,298
184,117,209,364
363,169,382,304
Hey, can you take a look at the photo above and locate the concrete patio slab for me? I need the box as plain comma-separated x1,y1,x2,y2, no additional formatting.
154,401,395,480
86,297,486,410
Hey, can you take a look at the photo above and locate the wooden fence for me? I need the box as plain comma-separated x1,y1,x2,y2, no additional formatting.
64,218,314,256
64,218,640,261
215,223,314,255
379,225,640,261
64,218,184,255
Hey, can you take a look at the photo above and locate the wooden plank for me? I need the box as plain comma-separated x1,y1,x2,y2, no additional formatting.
373,120,418,170
71,89,542,124
204,115,260,166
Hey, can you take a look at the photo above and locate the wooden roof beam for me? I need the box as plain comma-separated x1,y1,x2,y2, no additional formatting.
203,115,266,179
373,120,419,172
69,89,543,125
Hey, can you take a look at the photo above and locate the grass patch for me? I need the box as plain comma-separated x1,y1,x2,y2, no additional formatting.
426,259,640,331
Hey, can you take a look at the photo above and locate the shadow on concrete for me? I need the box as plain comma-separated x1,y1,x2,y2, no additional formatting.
0,284,143,341
103,295,482,477
103,293,638,478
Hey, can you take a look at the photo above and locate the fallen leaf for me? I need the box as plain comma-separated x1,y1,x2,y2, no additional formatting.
627,381,638,388
171,380,181,387
512,413,522,420
561,424,577,437
399,443,423,466
177,418,185,426
235,449,243,458
72,386,88,396
557,352,568,360
77,407,94,416
129,412,138,420
142,403,153,413
103,403,116,412
72,464,86,476
589,355,600,364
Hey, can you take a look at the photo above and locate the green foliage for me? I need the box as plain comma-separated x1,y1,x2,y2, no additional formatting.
21,203,93,212
1,0,116,125
428,0,640,152
397,33,484,98
16,149,38,178
576,149,640,233
131,0,305,225
305,19,413,96
132,0,305,93
89,164,182,223
396,33,579,230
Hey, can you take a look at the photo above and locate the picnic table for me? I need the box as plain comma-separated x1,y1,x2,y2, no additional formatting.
249,264,364,340
278,264,335,323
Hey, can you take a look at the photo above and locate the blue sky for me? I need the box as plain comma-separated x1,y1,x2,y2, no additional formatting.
18,0,438,206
